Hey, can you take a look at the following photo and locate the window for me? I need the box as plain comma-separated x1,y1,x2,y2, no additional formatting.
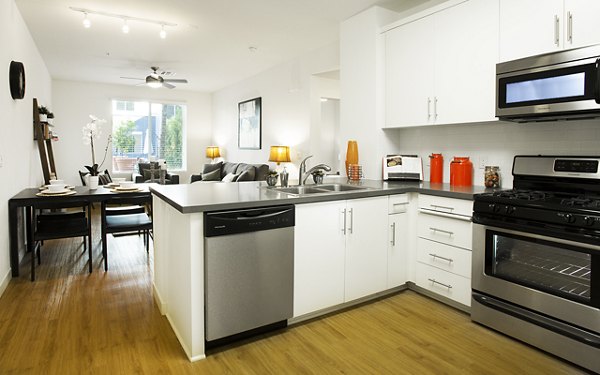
111,100,186,172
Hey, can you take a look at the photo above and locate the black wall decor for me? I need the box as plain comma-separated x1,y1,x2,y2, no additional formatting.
9,61,26,100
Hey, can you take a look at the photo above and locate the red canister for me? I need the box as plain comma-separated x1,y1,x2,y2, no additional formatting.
429,153,443,184
450,156,473,186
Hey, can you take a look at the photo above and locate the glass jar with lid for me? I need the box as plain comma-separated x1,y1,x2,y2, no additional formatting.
484,166,500,188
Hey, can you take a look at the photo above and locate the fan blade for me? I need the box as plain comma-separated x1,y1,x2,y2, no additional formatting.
163,79,188,83
163,82,176,89
120,77,144,80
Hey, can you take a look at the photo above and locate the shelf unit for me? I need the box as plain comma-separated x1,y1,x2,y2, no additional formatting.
33,98,57,185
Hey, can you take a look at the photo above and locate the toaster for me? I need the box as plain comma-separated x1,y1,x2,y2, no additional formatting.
383,155,423,181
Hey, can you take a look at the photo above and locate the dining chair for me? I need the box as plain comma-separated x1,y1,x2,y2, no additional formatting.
100,195,152,271
32,200,92,281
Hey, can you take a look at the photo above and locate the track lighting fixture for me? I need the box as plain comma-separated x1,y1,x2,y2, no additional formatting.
70,7,176,39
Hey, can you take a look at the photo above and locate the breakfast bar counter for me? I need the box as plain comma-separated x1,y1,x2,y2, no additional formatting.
149,179,489,361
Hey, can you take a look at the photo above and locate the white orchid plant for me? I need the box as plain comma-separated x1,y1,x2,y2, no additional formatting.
82,115,111,176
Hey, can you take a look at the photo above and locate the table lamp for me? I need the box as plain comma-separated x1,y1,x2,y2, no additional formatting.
206,146,221,162
269,145,291,187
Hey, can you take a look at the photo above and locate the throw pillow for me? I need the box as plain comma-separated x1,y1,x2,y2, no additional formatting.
203,162,223,174
143,169,155,181
202,168,222,181
221,173,239,182
237,169,255,181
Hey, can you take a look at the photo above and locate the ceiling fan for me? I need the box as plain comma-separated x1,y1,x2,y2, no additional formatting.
120,66,188,89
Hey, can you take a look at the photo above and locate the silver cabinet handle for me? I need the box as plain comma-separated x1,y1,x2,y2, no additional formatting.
428,278,452,289
434,96,438,120
427,97,431,120
391,222,396,246
554,15,560,46
429,253,453,263
341,208,347,235
348,208,354,234
429,227,454,236
431,204,454,212
567,11,573,44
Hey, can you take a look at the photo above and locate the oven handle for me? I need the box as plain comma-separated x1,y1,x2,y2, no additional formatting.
473,293,600,348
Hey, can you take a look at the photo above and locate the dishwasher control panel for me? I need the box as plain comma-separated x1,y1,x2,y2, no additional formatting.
204,205,295,237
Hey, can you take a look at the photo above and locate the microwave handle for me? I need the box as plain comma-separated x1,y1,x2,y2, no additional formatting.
595,58,600,104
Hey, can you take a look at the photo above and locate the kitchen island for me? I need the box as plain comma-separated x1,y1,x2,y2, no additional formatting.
150,178,488,361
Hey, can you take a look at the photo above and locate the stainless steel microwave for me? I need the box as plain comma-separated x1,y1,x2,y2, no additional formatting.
496,44,600,122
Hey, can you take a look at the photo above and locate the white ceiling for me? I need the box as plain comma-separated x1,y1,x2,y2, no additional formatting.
16,0,426,93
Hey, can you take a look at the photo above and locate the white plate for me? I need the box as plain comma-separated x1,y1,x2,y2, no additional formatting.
41,188,70,195
113,186,140,192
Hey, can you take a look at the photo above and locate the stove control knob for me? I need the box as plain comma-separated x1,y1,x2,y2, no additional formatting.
505,206,515,215
563,213,576,224
488,204,501,213
583,216,595,226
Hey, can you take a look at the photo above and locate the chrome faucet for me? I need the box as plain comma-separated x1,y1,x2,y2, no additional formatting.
298,155,332,185
298,155,313,185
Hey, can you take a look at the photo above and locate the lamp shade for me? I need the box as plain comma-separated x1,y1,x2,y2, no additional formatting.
206,146,221,159
269,146,291,164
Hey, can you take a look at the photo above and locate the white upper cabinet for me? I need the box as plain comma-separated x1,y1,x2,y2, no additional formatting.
384,0,499,128
500,0,600,62
385,15,435,128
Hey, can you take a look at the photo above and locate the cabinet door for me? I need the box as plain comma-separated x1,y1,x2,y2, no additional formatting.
499,0,564,62
388,212,408,288
294,201,346,317
385,16,435,128
434,0,499,124
564,0,600,49
345,197,389,301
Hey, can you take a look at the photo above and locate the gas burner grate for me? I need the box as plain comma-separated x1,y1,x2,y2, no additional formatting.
494,190,552,201
560,196,600,209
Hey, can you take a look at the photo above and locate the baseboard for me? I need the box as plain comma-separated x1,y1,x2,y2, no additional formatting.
152,282,167,315
0,268,11,298
406,281,471,314
165,312,206,362
289,285,408,325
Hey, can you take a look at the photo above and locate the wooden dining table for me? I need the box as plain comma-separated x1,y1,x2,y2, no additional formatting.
8,184,154,277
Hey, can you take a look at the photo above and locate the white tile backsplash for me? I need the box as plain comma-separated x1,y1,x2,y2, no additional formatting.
391,118,600,188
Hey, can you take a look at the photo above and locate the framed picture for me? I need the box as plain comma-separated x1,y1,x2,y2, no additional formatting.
238,97,262,149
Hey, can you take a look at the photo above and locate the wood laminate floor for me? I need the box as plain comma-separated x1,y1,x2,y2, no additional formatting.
0,213,587,374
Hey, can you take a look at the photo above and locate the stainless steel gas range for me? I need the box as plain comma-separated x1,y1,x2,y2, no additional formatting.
471,155,600,373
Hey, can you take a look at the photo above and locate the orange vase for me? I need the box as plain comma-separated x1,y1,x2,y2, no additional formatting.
345,140,359,177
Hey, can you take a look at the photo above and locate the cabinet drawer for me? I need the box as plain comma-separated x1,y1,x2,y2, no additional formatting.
417,211,472,249
415,263,471,307
417,238,471,278
388,194,409,214
418,195,472,217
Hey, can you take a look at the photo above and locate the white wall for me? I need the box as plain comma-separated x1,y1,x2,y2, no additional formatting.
340,6,401,179
0,0,52,291
390,119,600,188
52,80,212,186
211,42,339,181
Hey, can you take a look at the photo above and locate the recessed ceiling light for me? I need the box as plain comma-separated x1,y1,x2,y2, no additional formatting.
159,25,167,39
122,19,129,34
82,13,91,28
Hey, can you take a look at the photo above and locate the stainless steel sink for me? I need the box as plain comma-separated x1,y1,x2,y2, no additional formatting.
316,184,367,192
270,183,370,196
273,186,326,195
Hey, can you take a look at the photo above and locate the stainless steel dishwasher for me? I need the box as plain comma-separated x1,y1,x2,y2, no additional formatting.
204,204,294,347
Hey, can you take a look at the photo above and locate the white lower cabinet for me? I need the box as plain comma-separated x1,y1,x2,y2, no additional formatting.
415,263,471,306
294,196,388,317
416,195,473,307
387,195,410,288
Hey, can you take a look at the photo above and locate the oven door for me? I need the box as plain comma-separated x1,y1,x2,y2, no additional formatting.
472,223,599,333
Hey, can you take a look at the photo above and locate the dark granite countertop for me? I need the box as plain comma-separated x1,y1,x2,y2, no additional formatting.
150,177,492,214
